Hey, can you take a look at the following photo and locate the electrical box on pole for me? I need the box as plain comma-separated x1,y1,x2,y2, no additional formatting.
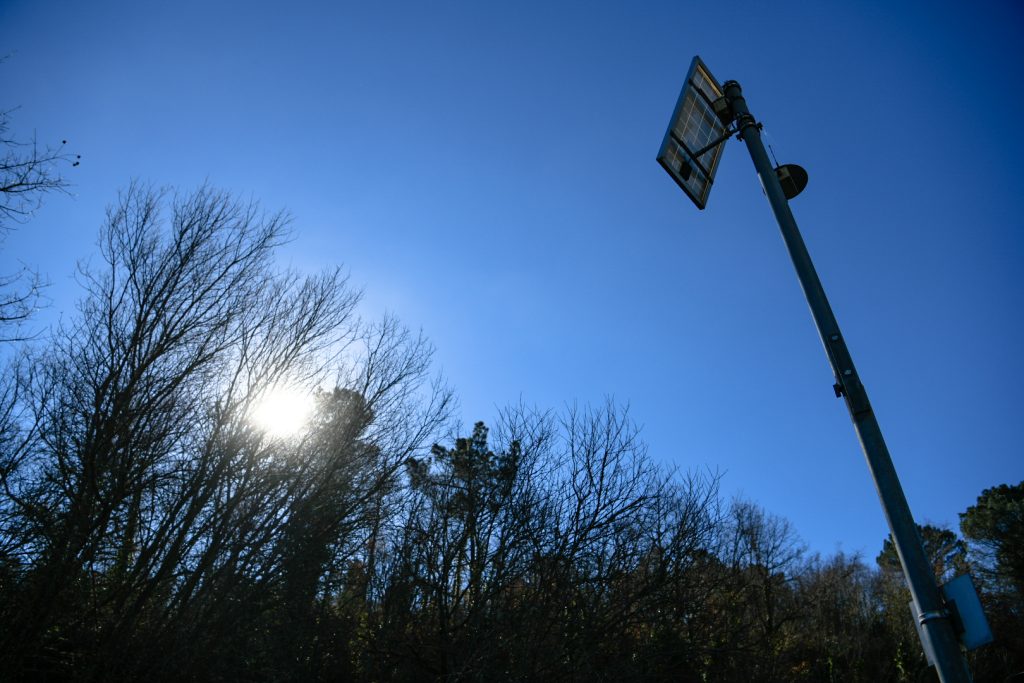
657,56,985,683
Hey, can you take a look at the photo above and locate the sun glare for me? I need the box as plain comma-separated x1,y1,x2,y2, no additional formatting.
250,387,315,438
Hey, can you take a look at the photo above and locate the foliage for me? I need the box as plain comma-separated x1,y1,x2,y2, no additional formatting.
875,524,969,583
960,481,1024,594
960,482,1024,680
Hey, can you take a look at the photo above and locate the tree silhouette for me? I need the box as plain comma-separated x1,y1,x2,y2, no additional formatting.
960,481,1024,595
0,103,78,341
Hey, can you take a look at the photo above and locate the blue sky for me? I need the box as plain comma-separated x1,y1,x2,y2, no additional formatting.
2,0,1022,557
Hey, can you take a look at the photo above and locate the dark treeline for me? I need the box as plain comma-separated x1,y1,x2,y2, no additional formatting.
0,185,1022,682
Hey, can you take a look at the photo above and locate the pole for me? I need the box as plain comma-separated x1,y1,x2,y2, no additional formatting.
721,80,972,683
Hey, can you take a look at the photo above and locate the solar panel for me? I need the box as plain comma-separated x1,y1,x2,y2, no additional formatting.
657,56,728,210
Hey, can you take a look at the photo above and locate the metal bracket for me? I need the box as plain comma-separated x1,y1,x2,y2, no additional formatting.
733,116,762,142
918,608,951,626
678,125,737,168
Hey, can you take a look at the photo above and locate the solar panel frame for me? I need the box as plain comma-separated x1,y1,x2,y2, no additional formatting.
657,56,728,210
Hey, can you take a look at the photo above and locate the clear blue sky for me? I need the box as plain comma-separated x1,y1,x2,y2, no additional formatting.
2,0,1022,557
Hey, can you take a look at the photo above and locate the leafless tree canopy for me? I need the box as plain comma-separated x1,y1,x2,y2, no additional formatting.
0,183,1020,681
0,184,453,679
0,104,78,341
1,98,81,225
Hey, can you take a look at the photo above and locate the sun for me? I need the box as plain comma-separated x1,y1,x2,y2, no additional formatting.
249,387,315,438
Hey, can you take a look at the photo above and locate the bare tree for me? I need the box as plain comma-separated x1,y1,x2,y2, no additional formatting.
713,499,805,681
0,183,452,680
0,106,77,229
789,552,883,681
367,400,733,681
0,104,78,341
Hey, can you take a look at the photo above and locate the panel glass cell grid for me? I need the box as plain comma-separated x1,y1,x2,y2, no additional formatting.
657,56,727,210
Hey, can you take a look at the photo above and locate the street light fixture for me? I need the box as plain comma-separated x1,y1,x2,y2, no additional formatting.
658,55,986,683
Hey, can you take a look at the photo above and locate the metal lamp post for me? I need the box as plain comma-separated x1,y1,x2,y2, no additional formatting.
657,57,976,683
722,79,972,683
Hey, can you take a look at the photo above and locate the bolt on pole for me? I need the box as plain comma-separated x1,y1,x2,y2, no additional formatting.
721,79,972,683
